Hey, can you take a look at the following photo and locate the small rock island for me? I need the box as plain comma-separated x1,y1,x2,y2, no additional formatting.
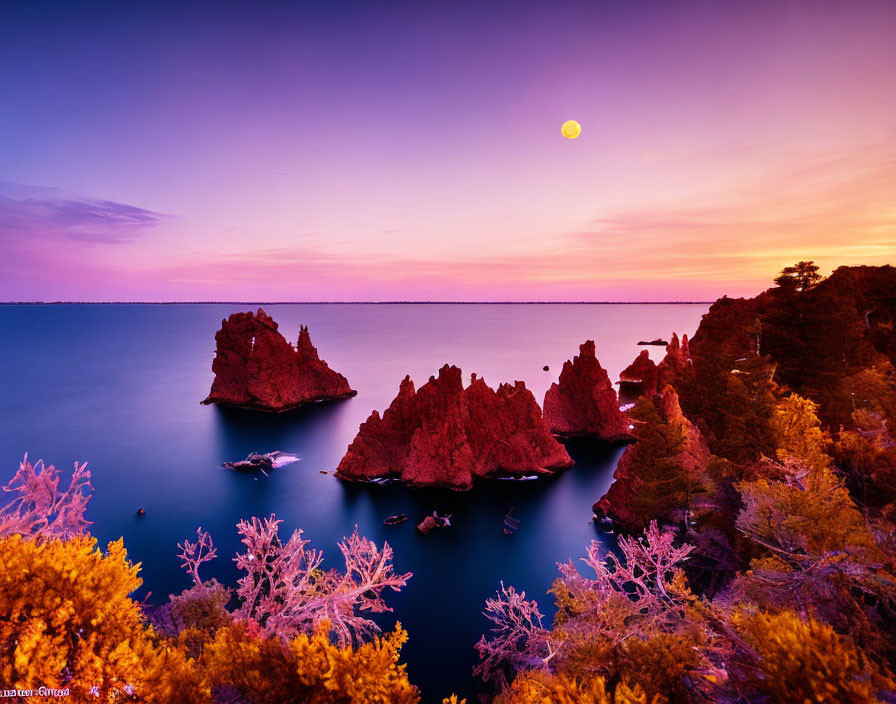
203,308,356,411
335,364,573,490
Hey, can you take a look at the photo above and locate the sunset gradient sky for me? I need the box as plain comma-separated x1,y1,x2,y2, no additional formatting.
1,0,894,301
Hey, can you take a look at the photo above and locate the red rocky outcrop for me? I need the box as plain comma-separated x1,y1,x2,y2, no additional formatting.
656,332,692,389
594,386,712,531
335,365,573,490
543,340,635,442
687,266,896,393
681,266,896,430
203,309,355,411
619,350,659,399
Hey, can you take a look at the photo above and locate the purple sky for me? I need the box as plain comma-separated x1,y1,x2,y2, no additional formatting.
1,0,894,301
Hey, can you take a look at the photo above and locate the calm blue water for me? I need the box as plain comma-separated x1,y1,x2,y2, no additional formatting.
0,303,706,701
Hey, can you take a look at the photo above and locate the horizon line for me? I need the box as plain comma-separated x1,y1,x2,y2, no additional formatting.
0,300,717,306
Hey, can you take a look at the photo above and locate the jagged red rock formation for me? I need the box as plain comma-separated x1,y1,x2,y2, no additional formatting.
655,332,692,389
619,350,659,399
543,340,635,442
656,386,709,472
335,365,573,490
203,309,356,411
593,386,712,532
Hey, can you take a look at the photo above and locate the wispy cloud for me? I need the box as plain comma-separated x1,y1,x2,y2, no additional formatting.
0,186,167,246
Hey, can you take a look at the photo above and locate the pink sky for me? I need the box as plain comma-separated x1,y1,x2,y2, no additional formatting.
1,0,894,301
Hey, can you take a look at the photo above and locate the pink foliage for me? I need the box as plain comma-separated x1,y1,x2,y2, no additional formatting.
551,522,699,650
231,514,324,636
178,526,219,588
176,514,411,646
474,582,556,688
476,522,702,689
561,520,696,627
0,454,92,542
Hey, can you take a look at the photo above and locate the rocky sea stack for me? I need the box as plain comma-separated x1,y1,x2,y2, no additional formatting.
335,364,573,490
543,340,635,442
203,309,356,411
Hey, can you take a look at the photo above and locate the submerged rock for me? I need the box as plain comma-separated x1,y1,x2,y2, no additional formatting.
543,340,635,442
223,453,274,473
503,509,521,536
335,365,573,490
203,309,356,412
417,511,452,534
222,451,300,473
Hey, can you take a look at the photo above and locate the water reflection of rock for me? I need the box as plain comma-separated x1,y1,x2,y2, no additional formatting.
211,397,355,474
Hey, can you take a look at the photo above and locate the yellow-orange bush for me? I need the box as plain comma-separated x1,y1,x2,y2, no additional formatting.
495,669,656,704
0,534,207,703
291,621,418,703
732,608,895,704
1,533,421,703
769,394,830,472
200,620,419,703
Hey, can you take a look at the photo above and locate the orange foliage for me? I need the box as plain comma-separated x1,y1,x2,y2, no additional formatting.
732,608,895,704
496,669,656,704
0,534,207,703
769,394,830,471
200,620,419,704
0,531,419,703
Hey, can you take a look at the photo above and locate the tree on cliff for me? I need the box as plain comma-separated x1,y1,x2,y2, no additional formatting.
831,362,896,506
597,394,712,534
769,393,831,472
568,264,896,702
679,353,780,465
690,265,896,427
833,409,896,507
774,260,822,292
733,456,896,665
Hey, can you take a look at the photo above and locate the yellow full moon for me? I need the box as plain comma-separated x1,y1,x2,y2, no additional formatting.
561,119,581,139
